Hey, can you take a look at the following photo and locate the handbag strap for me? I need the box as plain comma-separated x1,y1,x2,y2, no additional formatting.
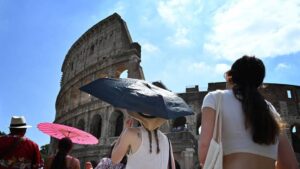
168,138,172,169
212,90,223,143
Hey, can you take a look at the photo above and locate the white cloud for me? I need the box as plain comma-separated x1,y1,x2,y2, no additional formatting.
110,1,126,16
142,42,160,53
215,63,230,75
156,0,202,47
275,63,291,71
204,0,300,61
187,61,229,76
167,27,191,46
188,62,208,72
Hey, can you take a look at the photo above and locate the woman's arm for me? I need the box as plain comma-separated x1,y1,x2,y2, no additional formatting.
111,128,135,164
74,158,81,169
276,131,299,169
198,107,216,166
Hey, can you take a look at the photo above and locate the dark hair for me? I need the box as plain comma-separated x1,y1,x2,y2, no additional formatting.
229,55,280,144
10,128,26,135
51,137,73,169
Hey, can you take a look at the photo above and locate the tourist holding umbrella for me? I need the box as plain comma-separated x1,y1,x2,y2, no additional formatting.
38,123,99,169
81,79,193,169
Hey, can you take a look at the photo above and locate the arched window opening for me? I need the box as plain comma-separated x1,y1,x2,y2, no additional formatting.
91,114,102,139
171,116,187,132
120,70,128,78
115,113,124,136
291,124,300,153
196,113,202,135
77,119,85,131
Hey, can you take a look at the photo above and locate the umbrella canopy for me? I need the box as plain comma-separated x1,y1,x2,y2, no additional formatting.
37,123,98,145
80,78,194,119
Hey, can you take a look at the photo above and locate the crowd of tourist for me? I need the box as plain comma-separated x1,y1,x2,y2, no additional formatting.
0,56,299,169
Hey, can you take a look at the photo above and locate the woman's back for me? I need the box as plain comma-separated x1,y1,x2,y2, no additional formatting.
221,90,278,159
202,89,278,169
45,155,80,169
126,127,169,169
224,153,275,169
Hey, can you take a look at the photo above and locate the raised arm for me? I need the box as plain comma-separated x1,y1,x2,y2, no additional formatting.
111,128,135,164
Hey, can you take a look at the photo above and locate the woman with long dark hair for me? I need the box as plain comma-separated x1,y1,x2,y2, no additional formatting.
198,56,298,169
45,137,80,169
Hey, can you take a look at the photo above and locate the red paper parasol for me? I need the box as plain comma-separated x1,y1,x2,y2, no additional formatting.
37,122,98,145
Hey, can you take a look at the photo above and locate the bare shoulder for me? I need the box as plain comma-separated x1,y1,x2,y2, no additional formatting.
123,127,140,138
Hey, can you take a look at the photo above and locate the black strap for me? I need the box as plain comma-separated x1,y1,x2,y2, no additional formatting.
168,138,172,169
0,136,23,159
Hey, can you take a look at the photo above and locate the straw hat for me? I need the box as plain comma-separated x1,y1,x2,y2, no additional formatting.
9,116,32,128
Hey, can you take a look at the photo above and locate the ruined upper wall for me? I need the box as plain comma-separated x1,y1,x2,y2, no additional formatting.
55,13,143,120
207,82,300,117
60,13,139,86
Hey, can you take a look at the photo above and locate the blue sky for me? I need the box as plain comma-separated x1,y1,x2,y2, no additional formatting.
0,0,299,148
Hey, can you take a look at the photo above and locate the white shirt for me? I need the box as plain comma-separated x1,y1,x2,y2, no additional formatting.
125,127,170,169
202,89,279,160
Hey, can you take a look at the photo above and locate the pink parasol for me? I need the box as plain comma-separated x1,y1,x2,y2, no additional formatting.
37,122,98,145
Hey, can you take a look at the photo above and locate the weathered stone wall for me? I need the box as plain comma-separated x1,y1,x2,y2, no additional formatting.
52,13,144,167
54,13,300,168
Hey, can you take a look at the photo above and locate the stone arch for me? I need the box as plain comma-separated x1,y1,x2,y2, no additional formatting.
291,123,300,153
115,64,127,78
77,118,85,131
90,114,102,139
119,70,128,78
109,111,124,137
172,116,187,132
196,113,201,135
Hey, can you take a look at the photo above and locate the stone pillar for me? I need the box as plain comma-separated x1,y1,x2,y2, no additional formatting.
127,55,144,79
181,148,195,169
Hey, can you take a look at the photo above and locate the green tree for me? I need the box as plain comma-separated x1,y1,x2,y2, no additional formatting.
0,131,6,136
40,144,50,161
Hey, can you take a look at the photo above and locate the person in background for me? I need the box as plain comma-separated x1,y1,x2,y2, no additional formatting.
95,142,126,169
0,116,43,169
44,137,80,169
198,55,299,169
85,161,93,169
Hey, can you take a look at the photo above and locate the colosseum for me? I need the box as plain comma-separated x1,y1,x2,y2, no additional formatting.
51,13,300,168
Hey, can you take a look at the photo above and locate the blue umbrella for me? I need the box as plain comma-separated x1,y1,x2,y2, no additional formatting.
79,78,193,119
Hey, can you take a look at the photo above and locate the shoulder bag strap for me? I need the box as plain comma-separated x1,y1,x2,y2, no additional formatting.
168,138,172,169
212,90,223,143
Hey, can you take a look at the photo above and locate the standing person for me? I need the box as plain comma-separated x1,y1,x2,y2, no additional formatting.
44,137,80,169
198,55,299,169
95,142,126,169
85,161,93,169
0,116,43,169
111,81,176,169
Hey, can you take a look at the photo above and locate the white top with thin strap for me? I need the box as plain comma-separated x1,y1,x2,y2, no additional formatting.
202,89,279,160
125,127,169,169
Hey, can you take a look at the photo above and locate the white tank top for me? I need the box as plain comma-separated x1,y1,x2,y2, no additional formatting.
202,89,279,160
126,127,169,169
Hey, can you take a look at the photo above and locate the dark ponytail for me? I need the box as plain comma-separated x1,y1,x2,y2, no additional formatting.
51,137,73,169
230,56,280,144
